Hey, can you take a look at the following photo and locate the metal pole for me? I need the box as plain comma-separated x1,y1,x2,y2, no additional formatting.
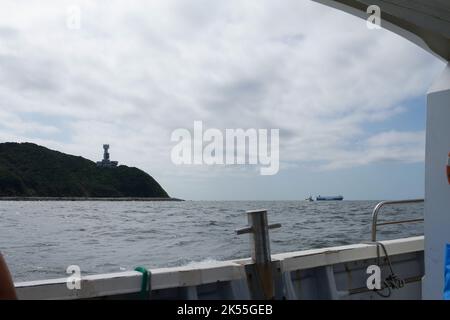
236,209,281,299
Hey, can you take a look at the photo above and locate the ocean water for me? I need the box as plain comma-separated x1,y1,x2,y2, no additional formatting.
0,200,423,282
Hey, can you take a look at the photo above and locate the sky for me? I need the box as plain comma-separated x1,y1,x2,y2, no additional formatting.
0,0,446,200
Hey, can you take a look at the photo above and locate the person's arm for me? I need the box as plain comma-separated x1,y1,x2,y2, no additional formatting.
0,253,17,300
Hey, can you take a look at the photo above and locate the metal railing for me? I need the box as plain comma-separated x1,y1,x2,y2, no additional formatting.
371,199,424,241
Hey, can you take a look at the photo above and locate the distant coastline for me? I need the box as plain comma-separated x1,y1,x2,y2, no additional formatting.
0,197,184,201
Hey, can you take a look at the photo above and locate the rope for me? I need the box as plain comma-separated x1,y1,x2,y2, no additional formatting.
134,266,151,300
371,242,405,298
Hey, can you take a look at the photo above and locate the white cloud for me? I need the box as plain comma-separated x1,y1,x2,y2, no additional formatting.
320,130,426,170
0,0,445,190
367,130,425,147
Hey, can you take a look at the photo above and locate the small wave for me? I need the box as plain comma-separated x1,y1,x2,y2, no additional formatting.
184,258,222,267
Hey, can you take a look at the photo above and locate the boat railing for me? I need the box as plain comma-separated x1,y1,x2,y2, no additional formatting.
371,199,424,242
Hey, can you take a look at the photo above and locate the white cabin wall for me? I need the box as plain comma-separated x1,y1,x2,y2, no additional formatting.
423,63,450,299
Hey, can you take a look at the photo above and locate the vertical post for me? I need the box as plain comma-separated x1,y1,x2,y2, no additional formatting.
247,210,271,264
423,63,450,299
236,209,281,299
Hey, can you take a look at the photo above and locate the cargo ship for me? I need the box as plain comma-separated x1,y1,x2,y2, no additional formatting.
316,195,344,201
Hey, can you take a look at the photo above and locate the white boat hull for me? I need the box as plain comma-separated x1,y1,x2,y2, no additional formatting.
15,236,424,300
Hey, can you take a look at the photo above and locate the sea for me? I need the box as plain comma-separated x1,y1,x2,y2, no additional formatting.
0,200,423,282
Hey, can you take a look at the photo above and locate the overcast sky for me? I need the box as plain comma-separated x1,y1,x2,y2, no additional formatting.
0,0,445,200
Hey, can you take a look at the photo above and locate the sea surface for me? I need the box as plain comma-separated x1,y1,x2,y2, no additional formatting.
0,200,423,282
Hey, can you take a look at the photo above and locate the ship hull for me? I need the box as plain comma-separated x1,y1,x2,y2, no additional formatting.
316,196,344,201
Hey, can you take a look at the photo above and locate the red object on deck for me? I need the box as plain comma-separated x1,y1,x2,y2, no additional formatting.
447,152,450,184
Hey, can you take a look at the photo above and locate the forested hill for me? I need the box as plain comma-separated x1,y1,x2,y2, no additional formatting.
0,142,170,198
